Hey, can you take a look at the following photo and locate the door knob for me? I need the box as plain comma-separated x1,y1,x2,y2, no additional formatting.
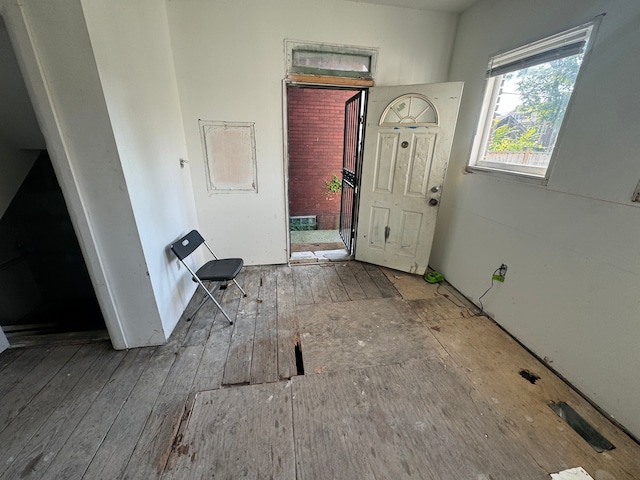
429,198,439,206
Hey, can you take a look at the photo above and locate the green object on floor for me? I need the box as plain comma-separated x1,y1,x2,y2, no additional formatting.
424,271,444,284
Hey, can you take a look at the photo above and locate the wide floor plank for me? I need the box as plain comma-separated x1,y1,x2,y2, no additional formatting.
120,343,206,480
0,345,80,430
82,345,181,480
363,263,400,298
292,266,314,305
297,297,446,375
0,348,24,374
276,264,296,314
276,265,299,380
222,266,261,385
0,347,49,398
181,293,217,348
191,319,232,392
408,295,467,321
162,382,295,480
334,262,367,301
417,313,640,480
320,264,350,302
250,266,278,384
348,261,383,299
191,274,245,391
307,265,333,303
0,344,104,473
38,347,155,480
292,359,548,480
1,345,126,480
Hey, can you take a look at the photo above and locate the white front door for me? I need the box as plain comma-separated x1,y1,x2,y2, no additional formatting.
355,82,463,274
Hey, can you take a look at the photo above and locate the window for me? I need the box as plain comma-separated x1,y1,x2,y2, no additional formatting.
380,94,438,126
291,50,371,78
285,40,377,81
468,22,596,180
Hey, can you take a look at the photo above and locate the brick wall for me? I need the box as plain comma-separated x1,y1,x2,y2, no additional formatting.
287,87,357,230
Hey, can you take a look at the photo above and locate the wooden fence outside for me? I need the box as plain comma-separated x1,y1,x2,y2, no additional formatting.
485,150,551,167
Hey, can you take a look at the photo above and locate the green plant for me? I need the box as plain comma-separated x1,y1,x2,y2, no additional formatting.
489,124,542,152
325,174,342,194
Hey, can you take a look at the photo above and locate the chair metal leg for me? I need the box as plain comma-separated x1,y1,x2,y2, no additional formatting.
191,279,234,325
189,282,222,320
203,286,234,325
189,292,210,320
210,295,234,324
232,278,247,297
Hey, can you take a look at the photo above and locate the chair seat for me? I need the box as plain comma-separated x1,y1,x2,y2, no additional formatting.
195,258,244,282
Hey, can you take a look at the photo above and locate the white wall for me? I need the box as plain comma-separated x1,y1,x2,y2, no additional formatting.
166,0,458,265
81,0,199,340
432,0,640,438
1,0,172,348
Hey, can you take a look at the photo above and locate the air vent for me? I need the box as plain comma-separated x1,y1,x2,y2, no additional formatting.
549,402,614,452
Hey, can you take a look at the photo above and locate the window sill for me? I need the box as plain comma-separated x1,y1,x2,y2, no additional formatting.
465,165,549,186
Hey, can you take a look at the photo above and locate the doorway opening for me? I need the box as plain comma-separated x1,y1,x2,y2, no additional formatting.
0,152,106,338
286,85,365,262
0,16,105,345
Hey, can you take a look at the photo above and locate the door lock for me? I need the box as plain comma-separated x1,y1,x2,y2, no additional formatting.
429,198,439,206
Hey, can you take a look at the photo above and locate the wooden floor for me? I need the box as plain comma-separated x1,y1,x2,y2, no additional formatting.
1,262,639,480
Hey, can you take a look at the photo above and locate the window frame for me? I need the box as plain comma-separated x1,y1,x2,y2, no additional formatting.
466,19,601,184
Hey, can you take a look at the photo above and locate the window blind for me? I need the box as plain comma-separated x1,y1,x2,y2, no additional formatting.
486,23,594,78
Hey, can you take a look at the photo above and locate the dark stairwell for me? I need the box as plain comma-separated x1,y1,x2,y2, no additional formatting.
0,151,105,337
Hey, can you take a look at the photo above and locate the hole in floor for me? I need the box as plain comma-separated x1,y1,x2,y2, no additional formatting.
549,401,615,452
519,369,540,384
295,341,305,376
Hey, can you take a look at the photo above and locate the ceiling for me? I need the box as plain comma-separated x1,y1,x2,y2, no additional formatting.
345,0,478,13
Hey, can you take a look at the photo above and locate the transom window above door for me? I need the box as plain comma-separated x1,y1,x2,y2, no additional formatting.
285,40,378,82
292,50,371,78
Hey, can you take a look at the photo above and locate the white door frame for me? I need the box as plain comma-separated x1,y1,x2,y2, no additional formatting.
281,78,368,261
1,4,126,348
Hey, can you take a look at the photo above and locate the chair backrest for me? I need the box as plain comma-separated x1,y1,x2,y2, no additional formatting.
170,230,205,261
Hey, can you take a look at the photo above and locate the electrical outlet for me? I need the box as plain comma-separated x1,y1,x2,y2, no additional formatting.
499,263,508,277
493,263,508,282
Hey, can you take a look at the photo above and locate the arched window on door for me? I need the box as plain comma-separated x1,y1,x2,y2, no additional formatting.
379,94,438,126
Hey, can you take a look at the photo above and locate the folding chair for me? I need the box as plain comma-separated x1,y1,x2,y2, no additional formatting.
170,230,246,325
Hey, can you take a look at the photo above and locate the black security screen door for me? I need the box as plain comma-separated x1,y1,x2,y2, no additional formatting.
339,90,366,254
